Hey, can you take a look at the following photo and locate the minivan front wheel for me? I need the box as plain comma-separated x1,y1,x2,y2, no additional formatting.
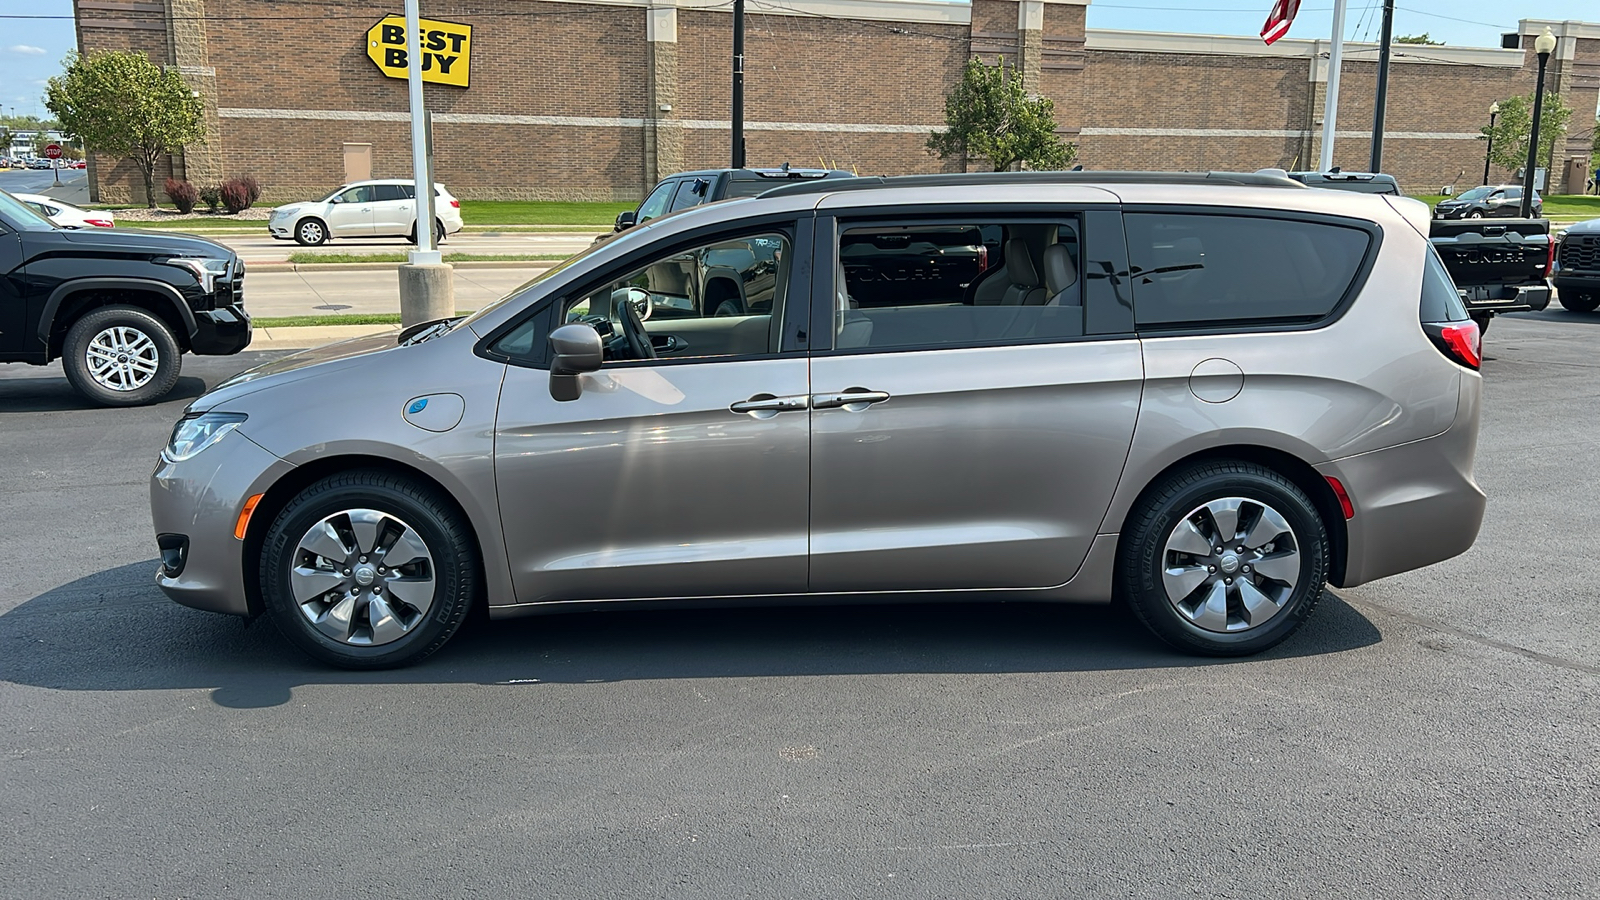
1118,462,1328,656
261,470,479,668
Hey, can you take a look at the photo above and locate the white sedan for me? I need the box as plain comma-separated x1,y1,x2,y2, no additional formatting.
14,193,115,229
267,179,465,246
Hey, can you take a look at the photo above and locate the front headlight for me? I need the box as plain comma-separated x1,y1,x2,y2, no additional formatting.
165,257,232,294
165,412,247,462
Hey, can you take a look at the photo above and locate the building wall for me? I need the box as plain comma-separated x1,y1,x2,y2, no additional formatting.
72,0,1599,204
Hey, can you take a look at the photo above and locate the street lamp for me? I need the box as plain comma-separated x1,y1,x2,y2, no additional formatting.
1482,101,1499,186
1521,27,1556,218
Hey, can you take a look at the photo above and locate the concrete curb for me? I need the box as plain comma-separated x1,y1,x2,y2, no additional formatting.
251,324,399,350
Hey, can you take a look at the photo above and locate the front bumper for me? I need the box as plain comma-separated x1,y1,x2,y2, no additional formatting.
1553,272,1600,294
268,220,292,239
151,430,294,617
1319,374,1484,588
191,304,252,355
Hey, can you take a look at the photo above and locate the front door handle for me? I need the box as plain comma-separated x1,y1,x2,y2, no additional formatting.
730,393,809,418
812,389,891,411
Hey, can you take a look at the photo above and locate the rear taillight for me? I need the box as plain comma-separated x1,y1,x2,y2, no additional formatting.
1545,233,1555,278
976,244,988,272
85,218,114,228
449,199,460,208
1423,320,1481,369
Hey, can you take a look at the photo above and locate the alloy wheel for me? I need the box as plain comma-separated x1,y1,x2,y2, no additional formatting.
290,508,437,646
85,325,160,392
1160,497,1301,633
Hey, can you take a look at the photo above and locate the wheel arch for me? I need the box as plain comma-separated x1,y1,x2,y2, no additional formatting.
702,271,745,311
39,279,197,359
241,454,490,618
1110,444,1349,588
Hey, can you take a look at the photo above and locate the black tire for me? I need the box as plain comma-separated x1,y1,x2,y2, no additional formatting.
407,219,446,246
260,469,480,669
1558,292,1599,313
60,305,182,407
1117,461,1329,656
295,218,328,246
1467,210,1484,219
1471,312,1492,335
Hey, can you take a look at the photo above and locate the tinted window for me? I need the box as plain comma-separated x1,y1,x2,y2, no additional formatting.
1419,246,1469,323
668,179,709,212
372,184,407,202
832,222,1084,351
1124,213,1370,327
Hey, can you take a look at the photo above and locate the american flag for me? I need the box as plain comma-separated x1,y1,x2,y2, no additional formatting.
1260,0,1302,44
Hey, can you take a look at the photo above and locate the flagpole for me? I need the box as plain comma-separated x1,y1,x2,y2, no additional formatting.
1318,0,1346,171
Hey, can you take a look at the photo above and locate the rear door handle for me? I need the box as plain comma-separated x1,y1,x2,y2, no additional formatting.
812,389,891,411
730,393,809,418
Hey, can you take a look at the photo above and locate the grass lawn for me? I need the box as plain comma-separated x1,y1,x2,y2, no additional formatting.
1409,194,1600,219
120,217,263,230
456,200,634,225
285,251,566,264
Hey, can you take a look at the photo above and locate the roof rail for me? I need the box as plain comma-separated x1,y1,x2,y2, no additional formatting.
758,170,1307,199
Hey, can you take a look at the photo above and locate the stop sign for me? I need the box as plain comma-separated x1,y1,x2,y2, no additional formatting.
44,144,62,159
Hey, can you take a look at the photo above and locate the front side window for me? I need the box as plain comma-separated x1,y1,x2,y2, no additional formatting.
336,185,373,204
521,231,792,364
831,221,1084,351
636,181,677,223
1124,213,1371,328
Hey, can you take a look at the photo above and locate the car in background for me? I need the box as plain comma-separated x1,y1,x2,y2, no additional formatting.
150,170,1486,668
267,179,464,246
613,166,855,231
1553,218,1600,313
12,192,115,229
26,158,52,170
1287,170,1402,195
1435,185,1542,219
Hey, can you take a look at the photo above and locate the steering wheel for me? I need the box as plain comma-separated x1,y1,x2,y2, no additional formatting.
616,290,657,360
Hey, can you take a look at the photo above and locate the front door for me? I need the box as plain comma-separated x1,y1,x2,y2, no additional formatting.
0,228,24,355
806,211,1143,592
324,185,375,237
494,219,812,603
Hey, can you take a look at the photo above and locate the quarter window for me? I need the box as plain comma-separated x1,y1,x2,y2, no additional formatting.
1124,213,1371,327
831,221,1085,351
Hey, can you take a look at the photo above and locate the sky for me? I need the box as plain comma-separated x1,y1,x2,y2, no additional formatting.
3,0,1598,120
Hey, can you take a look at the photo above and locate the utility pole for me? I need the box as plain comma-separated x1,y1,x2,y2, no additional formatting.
1368,0,1394,173
1318,0,1347,171
731,0,746,168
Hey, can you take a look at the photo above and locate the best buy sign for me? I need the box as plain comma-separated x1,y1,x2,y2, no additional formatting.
366,16,472,88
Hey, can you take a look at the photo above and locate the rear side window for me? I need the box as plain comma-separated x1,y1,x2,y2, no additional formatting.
1419,246,1469,323
1125,213,1371,327
373,184,407,202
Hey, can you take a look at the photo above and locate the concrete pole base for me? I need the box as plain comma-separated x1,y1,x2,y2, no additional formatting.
398,263,455,327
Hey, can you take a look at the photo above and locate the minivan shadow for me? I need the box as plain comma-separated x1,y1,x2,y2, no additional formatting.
0,561,1382,709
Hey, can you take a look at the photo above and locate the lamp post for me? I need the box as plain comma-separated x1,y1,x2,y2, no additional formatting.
1521,27,1556,218
1482,102,1499,187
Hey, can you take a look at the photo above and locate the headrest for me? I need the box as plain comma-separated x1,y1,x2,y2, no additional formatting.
1004,239,1041,288
1042,244,1077,294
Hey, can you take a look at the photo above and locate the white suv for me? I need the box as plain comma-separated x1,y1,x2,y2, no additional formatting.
268,179,465,246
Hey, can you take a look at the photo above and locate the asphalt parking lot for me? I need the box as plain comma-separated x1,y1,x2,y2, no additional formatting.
3,310,1599,898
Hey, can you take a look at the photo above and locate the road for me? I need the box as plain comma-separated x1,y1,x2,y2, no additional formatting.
0,166,88,201
2,311,1599,898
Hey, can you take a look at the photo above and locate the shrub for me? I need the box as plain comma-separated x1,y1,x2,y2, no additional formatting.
219,177,253,214
164,178,198,214
198,184,221,213
237,174,261,204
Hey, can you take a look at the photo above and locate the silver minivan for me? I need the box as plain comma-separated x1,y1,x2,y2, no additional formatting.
152,172,1486,668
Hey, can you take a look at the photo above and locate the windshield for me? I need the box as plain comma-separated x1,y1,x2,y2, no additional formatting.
0,189,60,232
1455,187,1494,201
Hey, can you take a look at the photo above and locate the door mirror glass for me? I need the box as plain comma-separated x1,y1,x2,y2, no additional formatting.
614,210,637,232
548,323,604,401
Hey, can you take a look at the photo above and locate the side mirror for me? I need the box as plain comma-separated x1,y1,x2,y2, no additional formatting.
548,323,604,402
614,210,637,232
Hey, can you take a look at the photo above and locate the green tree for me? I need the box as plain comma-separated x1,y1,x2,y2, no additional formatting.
32,131,55,156
928,57,1076,172
1481,92,1573,179
45,51,205,208
1394,33,1443,45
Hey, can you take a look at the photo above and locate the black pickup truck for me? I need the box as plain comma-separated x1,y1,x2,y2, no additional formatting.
1428,218,1552,331
1552,218,1600,313
0,189,250,406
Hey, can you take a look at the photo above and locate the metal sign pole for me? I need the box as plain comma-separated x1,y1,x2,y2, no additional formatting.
406,0,437,262
1318,0,1347,172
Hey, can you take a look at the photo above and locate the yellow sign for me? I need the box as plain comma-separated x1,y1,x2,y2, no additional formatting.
366,16,472,88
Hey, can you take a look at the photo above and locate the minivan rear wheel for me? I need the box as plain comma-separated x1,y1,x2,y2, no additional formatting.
260,470,479,669
1118,461,1328,656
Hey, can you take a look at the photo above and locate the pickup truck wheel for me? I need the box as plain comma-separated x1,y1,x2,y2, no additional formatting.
61,305,182,407
1558,292,1599,313
1471,313,1492,334
295,218,328,246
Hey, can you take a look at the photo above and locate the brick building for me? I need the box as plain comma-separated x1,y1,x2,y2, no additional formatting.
72,0,1599,203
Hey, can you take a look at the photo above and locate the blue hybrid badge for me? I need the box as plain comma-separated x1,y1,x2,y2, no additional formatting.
402,394,465,432
408,398,429,415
